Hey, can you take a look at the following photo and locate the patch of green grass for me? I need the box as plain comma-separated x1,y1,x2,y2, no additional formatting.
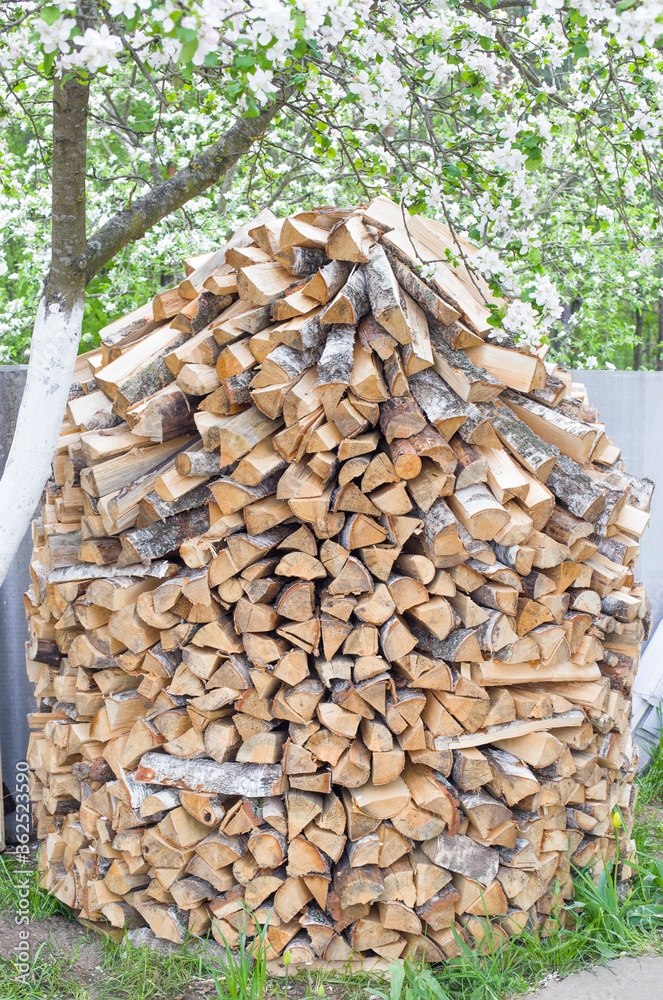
636,713,663,807
98,934,222,1000
211,909,270,1000
0,944,94,1000
0,850,71,920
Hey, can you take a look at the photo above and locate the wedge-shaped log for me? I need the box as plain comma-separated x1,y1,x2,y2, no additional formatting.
422,832,499,886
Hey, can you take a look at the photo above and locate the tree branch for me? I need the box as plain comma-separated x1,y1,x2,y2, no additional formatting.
84,98,286,283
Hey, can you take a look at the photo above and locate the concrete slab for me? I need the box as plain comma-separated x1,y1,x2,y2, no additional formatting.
528,955,663,999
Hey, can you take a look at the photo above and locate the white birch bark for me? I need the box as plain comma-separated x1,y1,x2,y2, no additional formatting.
0,294,84,585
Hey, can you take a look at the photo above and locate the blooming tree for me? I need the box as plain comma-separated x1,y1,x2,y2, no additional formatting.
0,0,662,581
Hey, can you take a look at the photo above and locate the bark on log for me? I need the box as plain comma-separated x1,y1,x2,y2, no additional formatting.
136,753,283,796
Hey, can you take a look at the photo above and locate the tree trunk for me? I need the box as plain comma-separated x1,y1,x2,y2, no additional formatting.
0,75,89,586
634,308,643,370
0,86,285,587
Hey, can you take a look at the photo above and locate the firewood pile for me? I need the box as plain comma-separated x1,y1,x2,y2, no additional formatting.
25,197,650,969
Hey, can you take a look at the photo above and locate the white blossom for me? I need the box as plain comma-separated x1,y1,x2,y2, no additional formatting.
535,0,564,16
108,0,152,17
248,67,278,105
400,176,419,202
74,25,123,72
35,16,75,54
637,247,656,268
503,299,546,350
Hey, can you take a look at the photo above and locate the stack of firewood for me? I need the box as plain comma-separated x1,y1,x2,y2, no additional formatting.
24,197,649,968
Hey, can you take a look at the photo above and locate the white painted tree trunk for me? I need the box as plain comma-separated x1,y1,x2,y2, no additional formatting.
0,293,84,586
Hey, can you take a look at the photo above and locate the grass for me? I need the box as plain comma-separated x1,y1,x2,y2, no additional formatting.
97,934,223,1000
635,707,663,807
0,951,94,1000
3,749,663,1000
0,851,71,920
211,909,270,1000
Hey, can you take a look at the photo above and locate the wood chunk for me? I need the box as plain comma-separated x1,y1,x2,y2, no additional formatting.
546,454,606,521
379,395,427,443
422,833,499,886
320,268,369,325
358,315,398,360
326,217,375,263
488,398,559,483
305,260,352,304
449,484,509,541
237,262,294,305
316,325,356,411
432,339,505,402
410,368,470,440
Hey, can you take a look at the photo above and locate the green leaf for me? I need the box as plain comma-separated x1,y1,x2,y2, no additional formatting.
572,42,590,58
235,54,255,70
41,50,56,75
178,39,198,64
525,148,543,170
388,960,405,1000
39,6,62,26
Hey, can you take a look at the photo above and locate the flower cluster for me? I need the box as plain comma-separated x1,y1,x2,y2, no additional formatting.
0,0,660,367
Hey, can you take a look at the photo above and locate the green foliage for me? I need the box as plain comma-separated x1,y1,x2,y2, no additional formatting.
211,908,270,1000
374,955,451,1000
100,934,221,1000
2,2,663,365
570,856,663,954
0,950,92,1000
634,710,663,807
0,851,71,921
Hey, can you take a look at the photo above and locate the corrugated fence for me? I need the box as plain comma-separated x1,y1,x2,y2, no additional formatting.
578,371,663,754
0,366,36,841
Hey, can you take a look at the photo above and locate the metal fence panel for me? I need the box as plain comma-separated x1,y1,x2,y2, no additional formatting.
0,366,36,841
577,371,663,753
